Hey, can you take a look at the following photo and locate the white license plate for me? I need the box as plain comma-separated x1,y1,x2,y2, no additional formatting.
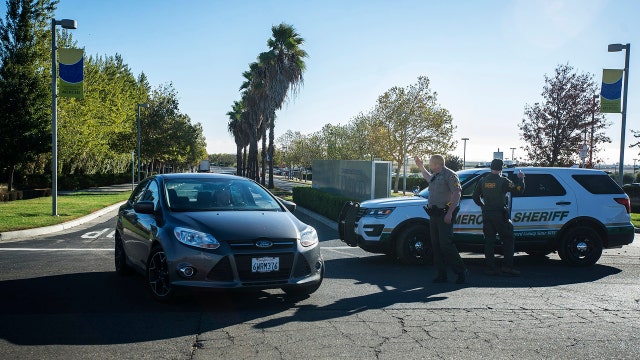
251,257,279,273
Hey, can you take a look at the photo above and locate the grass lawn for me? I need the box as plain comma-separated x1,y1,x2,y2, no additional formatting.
631,213,640,228
0,192,131,232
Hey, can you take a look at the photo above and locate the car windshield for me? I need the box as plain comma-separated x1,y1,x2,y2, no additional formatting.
164,178,283,212
417,170,483,198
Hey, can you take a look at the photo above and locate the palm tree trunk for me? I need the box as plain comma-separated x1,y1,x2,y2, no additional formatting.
236,145,242,176
268,111,276,189
261,121,267,186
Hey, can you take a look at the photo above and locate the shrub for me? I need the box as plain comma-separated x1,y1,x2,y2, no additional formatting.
292,187,355,221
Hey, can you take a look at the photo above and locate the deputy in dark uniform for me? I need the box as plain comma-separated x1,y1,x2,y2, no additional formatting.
472,159,525,275
415,154,468,284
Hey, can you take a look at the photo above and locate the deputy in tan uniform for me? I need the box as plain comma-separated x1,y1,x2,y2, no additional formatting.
415,154,468,284
472,159,525,276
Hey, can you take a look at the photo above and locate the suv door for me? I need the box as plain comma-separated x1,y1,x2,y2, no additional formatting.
507,171,577,249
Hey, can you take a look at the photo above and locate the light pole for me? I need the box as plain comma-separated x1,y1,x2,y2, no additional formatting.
51,18,77,216
608,43,631,185
136,103,149,183
510,147,516,164
461,138,469,169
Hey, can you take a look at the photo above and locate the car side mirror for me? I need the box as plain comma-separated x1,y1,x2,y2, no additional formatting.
134,200,156,214
279,198,297,213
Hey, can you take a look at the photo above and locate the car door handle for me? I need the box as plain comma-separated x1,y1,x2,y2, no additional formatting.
556,201,571,205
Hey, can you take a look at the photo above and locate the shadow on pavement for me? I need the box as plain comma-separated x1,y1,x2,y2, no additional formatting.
0,253,621,345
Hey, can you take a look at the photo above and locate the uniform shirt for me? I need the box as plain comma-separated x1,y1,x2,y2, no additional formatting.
427,167,461,208
472,172,525,211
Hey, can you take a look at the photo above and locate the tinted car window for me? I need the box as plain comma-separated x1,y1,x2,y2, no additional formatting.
165,178,282,211
572,174,625,194
130,179,149,204
512,173,566,197
141,180,160,209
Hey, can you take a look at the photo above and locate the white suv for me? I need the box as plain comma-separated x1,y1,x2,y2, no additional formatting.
338,167,634,266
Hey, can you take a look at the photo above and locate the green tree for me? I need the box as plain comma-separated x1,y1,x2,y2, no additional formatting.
519,63,610,167
373,76,456,193
0,0,58,190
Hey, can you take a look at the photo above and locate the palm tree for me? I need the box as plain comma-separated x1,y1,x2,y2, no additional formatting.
226,100,247,175
263,23,307,188
239,62,267,181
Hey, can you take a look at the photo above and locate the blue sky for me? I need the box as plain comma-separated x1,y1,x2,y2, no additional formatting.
5,0,639,164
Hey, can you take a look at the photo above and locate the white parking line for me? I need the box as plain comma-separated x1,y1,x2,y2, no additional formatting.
0,248,113,251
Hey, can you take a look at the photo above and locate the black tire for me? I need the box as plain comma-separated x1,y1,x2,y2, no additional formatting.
283,265,324,298
147,246,176,302
114,234,133,276
558,226,603,266
395,224,431,265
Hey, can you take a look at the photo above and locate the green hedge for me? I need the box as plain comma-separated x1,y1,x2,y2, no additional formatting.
292,187,355,221
0,190,23,202
392,177,428,191
58,173,131,191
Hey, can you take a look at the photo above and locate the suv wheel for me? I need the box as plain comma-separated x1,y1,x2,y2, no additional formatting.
396,224,432,265
558,226,603,266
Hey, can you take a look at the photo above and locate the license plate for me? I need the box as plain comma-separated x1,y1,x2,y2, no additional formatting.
251,256,279,273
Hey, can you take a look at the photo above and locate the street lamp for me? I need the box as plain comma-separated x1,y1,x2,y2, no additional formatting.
461,138,469,170
136,103,149,182
608,43,631,185
51,18,77,216
510,147,516,164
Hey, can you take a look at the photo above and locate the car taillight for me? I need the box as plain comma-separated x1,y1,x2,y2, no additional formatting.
614,198,630,214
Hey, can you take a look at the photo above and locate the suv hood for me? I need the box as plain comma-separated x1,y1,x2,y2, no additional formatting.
360,196,428,207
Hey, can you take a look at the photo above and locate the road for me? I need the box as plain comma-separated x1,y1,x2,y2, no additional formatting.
0,208,639,359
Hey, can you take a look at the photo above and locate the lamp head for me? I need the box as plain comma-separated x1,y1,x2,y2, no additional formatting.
138,103,149,108
608,43,624,52
57,19,77,29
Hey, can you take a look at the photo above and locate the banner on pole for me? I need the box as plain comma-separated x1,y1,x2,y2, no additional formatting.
58,48,84,98
600,69,623,113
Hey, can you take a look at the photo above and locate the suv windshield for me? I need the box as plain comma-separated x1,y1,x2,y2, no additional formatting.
164,178,283,212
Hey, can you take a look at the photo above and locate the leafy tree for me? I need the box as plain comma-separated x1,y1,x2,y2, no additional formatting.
519,64,610,167
445,154,463,171
0,0,58,190
373,76,456,192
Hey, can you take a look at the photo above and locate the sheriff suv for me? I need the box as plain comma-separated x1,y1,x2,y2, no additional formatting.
338,167,634,266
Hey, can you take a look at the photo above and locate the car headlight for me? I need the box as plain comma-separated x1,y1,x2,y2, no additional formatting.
365,208,395,218
174,227,220,249
299,226,318,247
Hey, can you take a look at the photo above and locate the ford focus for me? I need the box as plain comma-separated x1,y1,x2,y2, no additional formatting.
114,173,324,302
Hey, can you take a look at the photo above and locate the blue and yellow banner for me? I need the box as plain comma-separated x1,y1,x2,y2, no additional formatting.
58,48,84,99
601,69,623,113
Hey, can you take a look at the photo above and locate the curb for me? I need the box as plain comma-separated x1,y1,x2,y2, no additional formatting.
0,201,127,242
297,206,338,231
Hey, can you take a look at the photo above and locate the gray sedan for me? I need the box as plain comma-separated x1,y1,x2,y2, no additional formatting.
115,173,324,302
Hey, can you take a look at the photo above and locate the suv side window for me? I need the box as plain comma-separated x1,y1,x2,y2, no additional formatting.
572,174,625,194
512,173,566,197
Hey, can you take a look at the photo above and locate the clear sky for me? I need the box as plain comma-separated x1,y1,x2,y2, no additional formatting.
4,0,639,164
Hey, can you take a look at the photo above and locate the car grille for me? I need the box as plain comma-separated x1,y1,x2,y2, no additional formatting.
235,253,294,283
228,239,297,251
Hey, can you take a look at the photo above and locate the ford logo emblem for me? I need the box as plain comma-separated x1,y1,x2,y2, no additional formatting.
255,240,273,248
